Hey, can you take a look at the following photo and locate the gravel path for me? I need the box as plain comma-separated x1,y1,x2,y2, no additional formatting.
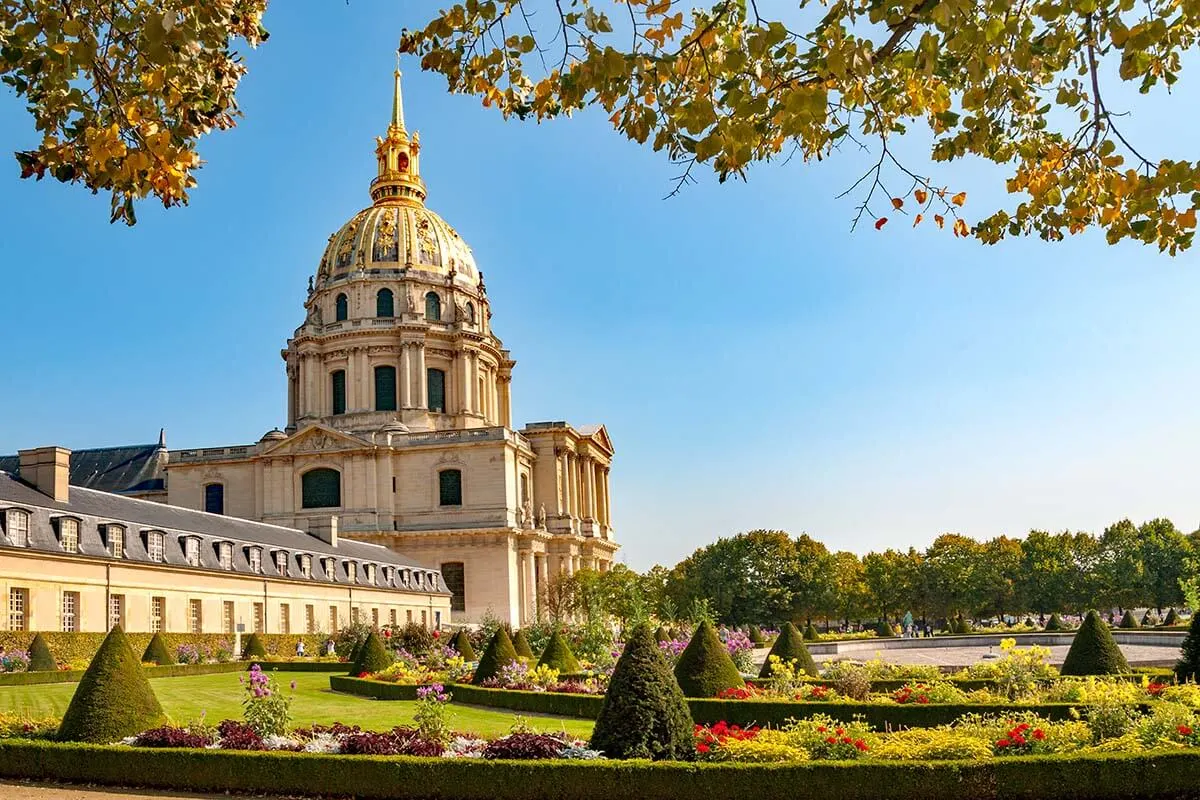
0,781,292,800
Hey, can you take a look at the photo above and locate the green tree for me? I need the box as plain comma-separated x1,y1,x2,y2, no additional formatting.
863,549,909,622
1017,530,1076,614
1097,520,1146,610
1138,518,1189,612
973,536,1023,619
786,534,837,625
403,0,1200,253
923,534,981,619
828,550,870,628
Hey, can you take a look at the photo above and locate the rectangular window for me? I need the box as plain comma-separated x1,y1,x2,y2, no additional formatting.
223,601,235,634
219,542,233,570
441,562,466,612
280,603,290,634
420,610,427,628
185,537,201,567
109,594,124,630
350,607,359,625
325,558,336,581
331,370,347,415
148,532,164,563
371,608,379,628
389,609,397,627
204,483,224,515
406,609,413,624
374,365,398,411
6,510,29,547
275,551,288,577
366,564,376,584
61,591,79,632
305,604,315,634
427,368,446,413
151,596,165,633
435,610,441,629
329,606,338,633
300,555,312,579
108,525,125,558
253,602,264,633
438,469,463,506
188,599,202,633
8,588,27,631
248,548,262,573
347,562,357,583
59,518,79,553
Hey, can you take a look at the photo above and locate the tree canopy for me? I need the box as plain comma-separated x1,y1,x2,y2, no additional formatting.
5,1,1199,251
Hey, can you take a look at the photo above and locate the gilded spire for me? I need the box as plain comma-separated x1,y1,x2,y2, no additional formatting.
371,53,425,207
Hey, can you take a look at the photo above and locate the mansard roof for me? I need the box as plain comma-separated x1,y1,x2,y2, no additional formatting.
0,443,165,494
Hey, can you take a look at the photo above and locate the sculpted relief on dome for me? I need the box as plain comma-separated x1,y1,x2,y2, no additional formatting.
318,205,478,287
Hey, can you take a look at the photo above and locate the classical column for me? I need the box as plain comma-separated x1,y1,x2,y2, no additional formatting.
399,344,412,408
584,459,596,519
534,553,548,619
521,552,534,624
499,377,512,427
603,468,612,527
415,343,428,409
558,452,569,516
470,353,481,415
572,456,582,518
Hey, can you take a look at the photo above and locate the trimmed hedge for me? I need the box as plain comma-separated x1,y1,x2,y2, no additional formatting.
58,626,164,743
241,633,268,660
1119,610,1139,630
537,631,582,674
1062,610,1130,676
758,622,817,678
351,632,393,676
1175,612,1200,683
2,739,1200,800
673,620,743,698
474,628,521,685
28,633,56,672
0,660,345,687
141,633,174,666
452,630,477,662
0,631,331,665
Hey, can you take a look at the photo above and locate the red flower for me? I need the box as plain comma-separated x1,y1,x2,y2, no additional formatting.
854,739,869,752
996,739,1010,748
1178,725,1193,736
841,737,852,744
696,743,710,753
1032,729,1046,741
825,737,837,744
357,672,369,679
835,728,845,735
917,696,929,704
817,726,827,733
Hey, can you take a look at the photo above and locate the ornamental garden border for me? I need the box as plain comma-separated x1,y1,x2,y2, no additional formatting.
0,739,1197,800
0,660,346,687
329,677,1150,728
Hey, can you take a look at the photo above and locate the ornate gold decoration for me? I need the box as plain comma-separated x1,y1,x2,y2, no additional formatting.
373,208,399,261
336,218,359,266
416,214,439,265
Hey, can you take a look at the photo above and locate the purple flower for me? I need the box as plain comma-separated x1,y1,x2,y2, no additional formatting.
290,680,297,690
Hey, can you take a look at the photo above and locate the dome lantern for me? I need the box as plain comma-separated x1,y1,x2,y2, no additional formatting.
370,55,426,207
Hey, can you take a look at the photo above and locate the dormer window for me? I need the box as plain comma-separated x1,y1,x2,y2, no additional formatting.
347,561,357,583
248,547,262,573
58,518,79,553
107,524,125,559
415,571,424,589
274,550,288,577
383,566,393,586
323,557,336,581
300,555,312,579
427,572,438,590
218,542,233,570
402,569,412,587
4,509,29,547
184,536,201,567
147,531,165,563
365,564,376,585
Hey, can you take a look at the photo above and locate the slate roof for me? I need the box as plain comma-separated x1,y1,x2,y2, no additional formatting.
0,471,445,593
0,444,166,494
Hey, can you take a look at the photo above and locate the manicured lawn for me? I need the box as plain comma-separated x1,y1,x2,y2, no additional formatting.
0,671,594,739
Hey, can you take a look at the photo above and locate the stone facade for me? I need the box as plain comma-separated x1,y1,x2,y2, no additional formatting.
162,68,619,625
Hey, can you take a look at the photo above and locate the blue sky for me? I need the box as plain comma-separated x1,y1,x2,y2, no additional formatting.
1,2,1197,570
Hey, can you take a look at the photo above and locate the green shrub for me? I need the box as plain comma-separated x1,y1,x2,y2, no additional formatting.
452,630,477,662
350,632,392,676
1118,610,1139,629
57,626,164,743
27,634,56,672
241,634,267,660
1045,613,1065,631
673,620,743,698
347,639,363,667
654,626,671,644
537,631,581,674
141,633,174,666
473,628,521,685
876,619,895,638
747,625,765,646
1061,610,1130,676
590,622,693,760
513,629,536,660
758,622,817,678
1024,617,1035,627
1174,612,1200,683
1163,609,1179,626
803,623,820,642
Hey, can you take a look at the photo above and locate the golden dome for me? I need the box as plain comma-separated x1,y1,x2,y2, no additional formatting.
317,203,479,287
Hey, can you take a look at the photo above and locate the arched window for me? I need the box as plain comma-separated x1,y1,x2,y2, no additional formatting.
441,562,465,612
439,469,462,506
301,468,341,509
204,483,224,515
465,302,475,324
331,370,346,415
376,288,394,318
335,293,348,321
374,365,397,411
4,509,29,547
425,292,441,321
427,368,446,413
398,153,410,172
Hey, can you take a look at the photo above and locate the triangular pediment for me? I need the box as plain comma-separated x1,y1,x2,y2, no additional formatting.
262,424,371,457
581,424,613,454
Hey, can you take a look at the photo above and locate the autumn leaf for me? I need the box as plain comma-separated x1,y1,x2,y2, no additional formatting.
914,189,928,205
951,192,967,207
953,218,970,237
913,213,923,227
891,197,904,210
875,217,888,230
934,214,945,229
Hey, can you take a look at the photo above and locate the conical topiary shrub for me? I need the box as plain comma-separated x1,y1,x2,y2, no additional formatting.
141,632,174,666
58,626,164,743
1119,609,1140,629
350,631,393,676
673,620,743,697
803,622,820,642
513,629,536,660
537,630,582,674
28,633,56,672
748,625,765,646
1061,609,1130,676
758,622,817,678
1023,617,1035,628
876,619,894,638
473,627,521,685
241,633,267,660
590,622,693,760
1141,610,1157,627
654,625,671,644
1174,612,1200,682
1045,613,1065,631
452,629,477,661
1164,608,1179,626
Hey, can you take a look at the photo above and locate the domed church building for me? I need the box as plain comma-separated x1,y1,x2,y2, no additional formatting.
161,68,619,624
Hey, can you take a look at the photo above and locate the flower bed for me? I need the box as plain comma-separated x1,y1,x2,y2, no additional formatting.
0,739,1199,799
0,660,346,687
